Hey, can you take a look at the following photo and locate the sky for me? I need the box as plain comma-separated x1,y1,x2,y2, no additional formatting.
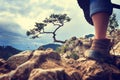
0,0,120,50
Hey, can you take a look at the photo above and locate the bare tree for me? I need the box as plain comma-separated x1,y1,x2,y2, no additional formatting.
26,14,71,43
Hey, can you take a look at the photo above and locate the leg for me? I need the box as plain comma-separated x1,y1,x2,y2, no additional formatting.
92,12,110,39
90,0,113,39
84,0,114,63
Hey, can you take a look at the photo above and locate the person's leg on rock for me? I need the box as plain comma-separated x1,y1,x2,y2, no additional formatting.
77,0,114,63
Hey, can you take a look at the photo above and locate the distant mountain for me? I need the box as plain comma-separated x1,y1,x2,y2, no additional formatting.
38,44,61,50
0,46,22,60
84,34,94,38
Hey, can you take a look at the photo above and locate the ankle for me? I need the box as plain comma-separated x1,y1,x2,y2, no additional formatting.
94,36,108,39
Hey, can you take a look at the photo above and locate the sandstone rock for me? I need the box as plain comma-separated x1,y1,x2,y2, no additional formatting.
114,56,120,70
28,68,66,80
70,36,77,41
11,50,60,79
76,59,120,80
0,59,10,74
45,48,54,52
1,30,120,80
0,43,120,80
0,74,10,80
59,37,92,59
45,50,61,60
0,58,6,66
0,50,61,80
7,50,32,69
69,71,82,80
74,40,83,46
111,42,120,55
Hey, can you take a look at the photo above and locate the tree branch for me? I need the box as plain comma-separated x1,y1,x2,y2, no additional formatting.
53,32,66,43
27,14,71,44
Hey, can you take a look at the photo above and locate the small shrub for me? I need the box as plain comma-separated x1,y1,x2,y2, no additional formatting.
56,46,68,54
69,53,79,60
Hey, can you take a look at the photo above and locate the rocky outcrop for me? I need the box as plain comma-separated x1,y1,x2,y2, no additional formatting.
7,50,32,69
0,49,61,80
0,59,6,66
76,58,120,80
0,48,120,80
28,68,66,80
0,29,120,80
58,29,120,60
57,36,92,60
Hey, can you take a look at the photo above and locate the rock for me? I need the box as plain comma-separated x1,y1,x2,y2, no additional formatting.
0,59,11,74
11,50,60,80
28,68,66,80
115,56,120,70
65,58,77,64
58,37,92,59
69,71,82,80
0,58,6,66
45,49,61,60
7,50,32,69
0,33,120,80
111,42,120,55
0,50,120,80
74,40,83,46
76,59,120,80
70,36,77,41
0,50,61,80
0,74,10,80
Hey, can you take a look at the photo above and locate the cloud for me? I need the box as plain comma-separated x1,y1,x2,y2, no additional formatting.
0,20,53,50
112,0,120,3
0,0,120,50
0,0,97,43
0,0,27,15
0,21,24,44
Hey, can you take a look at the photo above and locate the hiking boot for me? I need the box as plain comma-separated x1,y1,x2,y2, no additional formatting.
84,39,114,64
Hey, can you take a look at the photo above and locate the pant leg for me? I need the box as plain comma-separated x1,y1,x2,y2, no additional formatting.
90,0,113,17
77,0,113,25
77,0,93,25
